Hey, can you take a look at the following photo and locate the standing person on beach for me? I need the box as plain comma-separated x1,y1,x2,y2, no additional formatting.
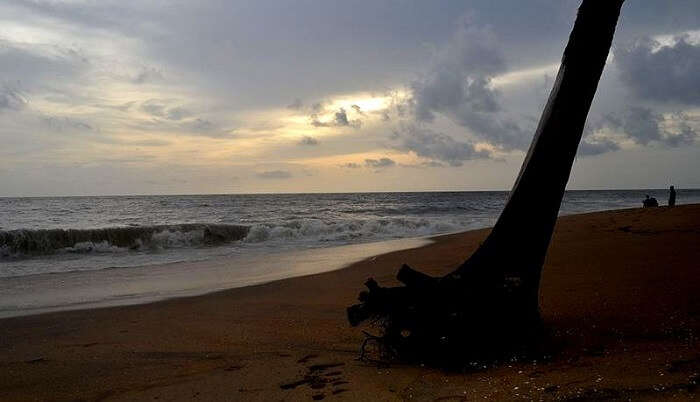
669,185,676,207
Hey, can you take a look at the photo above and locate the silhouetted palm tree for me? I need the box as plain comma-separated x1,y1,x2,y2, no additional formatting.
348,0,626,364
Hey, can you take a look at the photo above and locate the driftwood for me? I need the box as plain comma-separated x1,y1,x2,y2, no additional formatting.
348,0,626,364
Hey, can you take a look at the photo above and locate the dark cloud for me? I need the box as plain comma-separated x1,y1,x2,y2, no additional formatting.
334,108,361,128
606,107,663,145
340,162,361,169
409,20,530,151
364,158,395,169
392,125,491,167
615,36,700,105
297,136,319,146
334,108,350,126
351,104,364,115
310,107,361,128
257,170,292,179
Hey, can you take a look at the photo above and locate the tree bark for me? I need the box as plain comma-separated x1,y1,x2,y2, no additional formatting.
348,0,625,363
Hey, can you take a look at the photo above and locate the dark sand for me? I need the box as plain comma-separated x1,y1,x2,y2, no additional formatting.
1,205,699,401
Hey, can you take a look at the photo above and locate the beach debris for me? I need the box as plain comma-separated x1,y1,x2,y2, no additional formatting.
347,0,626,365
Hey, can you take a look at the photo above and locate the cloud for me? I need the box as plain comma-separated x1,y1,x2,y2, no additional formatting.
164,106,190,121
128,139,171,147
3,0,700,195
310,102,325,113
408,19,530,151
140,99,166,117
287,98,303,110
132,67,164,84
578,138,621,156
140,99,191,120
0,87,28,111
351,104,364,115
615,36,700,105
179,118,226,138
309,114,330,127
310,107,362,128
297,136,319,146
665,114,698,147
334,108,351,126
420,160,444,168
607,107,663,145
136,99,231,138
364,157,395,169
340,162,361,168
400,160,445,168
391,124,491,166
97,101,136,112
40,115,94,132
589,107,698,148
257,170,292,179
0,41,87,88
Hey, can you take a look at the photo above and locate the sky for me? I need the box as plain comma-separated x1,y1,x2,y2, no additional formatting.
1,0,699,196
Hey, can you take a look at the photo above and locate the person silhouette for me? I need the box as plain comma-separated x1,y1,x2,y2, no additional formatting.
669,185,676,207
643,194,658,208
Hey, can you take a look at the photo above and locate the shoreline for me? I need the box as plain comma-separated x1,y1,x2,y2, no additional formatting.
0,204,668,319
1,205,699,400
0,237,432,319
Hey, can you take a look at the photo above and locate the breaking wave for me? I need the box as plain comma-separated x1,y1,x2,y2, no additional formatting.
0,224,250,258
243,217,464,244
0,217,478,260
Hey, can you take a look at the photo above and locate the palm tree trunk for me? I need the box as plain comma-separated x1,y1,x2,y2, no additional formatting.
448,0,626,318
348,0,625,362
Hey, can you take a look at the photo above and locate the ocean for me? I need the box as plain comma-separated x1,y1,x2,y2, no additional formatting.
1,189,697,317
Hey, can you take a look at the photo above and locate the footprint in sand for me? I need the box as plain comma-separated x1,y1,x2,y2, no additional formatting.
280,354,350,400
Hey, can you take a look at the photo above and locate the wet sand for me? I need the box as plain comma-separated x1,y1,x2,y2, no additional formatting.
1,205,699,401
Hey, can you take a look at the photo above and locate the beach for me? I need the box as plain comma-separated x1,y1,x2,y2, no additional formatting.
1,204,698,401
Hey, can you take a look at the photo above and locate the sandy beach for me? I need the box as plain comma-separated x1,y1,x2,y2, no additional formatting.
1,205,698,401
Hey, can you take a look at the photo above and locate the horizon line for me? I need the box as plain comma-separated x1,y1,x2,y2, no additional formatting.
0,187,695,199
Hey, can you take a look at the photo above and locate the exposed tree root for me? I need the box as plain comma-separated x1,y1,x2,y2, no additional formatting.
348,264,545,367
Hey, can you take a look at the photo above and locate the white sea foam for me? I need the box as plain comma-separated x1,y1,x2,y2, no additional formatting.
0,224,250,259
243,217,466,244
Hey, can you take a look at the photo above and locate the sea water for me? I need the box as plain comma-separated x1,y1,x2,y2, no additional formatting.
2,190,698,278
1,190,697,317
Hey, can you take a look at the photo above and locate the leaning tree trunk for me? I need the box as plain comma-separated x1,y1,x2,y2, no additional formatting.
348,0,625,363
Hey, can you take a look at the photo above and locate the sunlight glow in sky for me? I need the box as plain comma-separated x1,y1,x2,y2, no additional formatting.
1,0,699,195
